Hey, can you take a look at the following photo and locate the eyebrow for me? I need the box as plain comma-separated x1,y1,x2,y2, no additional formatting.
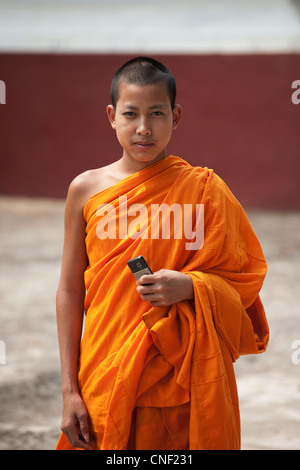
123,103,167,110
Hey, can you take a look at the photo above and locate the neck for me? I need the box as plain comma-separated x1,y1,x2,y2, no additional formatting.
118,153,167,176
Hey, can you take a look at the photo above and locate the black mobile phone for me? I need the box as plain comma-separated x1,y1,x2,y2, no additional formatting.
127,256,153,281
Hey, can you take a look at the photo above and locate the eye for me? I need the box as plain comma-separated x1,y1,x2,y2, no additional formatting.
152,111,163,116
123,111,136,117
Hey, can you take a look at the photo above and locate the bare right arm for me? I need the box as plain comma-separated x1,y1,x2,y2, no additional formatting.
56,176,96,449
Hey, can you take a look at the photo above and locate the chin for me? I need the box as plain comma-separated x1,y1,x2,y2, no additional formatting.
135,153,165,163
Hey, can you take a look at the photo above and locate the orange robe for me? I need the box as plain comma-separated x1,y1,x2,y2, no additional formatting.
56,155,269,450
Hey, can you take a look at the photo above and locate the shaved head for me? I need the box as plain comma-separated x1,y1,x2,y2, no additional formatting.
110,57,177,110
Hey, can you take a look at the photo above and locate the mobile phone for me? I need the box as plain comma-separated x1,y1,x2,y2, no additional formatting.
127,256,153,281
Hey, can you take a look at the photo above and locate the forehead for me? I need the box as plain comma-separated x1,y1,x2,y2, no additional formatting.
117,81,170,108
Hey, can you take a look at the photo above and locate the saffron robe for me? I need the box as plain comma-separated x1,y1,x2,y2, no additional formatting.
56,155,269,450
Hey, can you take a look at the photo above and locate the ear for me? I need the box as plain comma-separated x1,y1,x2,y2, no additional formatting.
172,104,182,130
106,104,116,130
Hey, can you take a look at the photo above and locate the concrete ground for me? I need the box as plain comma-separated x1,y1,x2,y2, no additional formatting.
0,196,299,450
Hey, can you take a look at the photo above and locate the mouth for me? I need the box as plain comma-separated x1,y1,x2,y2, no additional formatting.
134,141,154,150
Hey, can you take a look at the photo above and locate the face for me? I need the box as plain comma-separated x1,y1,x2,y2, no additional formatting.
107,81,181,167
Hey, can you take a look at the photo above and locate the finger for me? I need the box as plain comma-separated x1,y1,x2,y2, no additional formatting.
61,416,96,450
77,411,90,444
74,435,97,450
137,274,154,285
140,293,155,302
136,284,152,294
69,425,95,450
62,419,84,449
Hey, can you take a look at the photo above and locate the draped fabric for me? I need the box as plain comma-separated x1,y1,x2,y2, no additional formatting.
56,155,269,450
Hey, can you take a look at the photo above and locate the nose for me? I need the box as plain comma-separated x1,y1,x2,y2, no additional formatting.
136,117,151,136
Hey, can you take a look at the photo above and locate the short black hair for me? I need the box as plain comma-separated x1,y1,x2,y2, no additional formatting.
110,56,176,110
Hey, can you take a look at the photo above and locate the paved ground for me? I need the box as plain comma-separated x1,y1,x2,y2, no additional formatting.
0,196,299,450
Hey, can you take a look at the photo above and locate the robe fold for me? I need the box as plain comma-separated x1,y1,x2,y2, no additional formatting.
56,155,269,450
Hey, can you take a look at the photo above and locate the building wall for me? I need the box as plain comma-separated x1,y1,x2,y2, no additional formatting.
0,52,299,208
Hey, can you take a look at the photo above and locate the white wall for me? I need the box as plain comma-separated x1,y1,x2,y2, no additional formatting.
0,0,300,53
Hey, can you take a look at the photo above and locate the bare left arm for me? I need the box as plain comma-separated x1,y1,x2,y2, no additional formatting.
136,269,194,307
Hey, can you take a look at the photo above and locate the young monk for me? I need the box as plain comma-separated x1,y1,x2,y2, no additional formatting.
56,57,269,450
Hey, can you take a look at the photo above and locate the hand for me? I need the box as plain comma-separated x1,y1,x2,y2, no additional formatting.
60,391,97,450
136,269,194,307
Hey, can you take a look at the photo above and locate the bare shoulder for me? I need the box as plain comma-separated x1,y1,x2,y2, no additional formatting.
66,161,122,211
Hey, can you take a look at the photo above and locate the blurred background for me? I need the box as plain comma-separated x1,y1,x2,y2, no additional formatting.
0,0,300,450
